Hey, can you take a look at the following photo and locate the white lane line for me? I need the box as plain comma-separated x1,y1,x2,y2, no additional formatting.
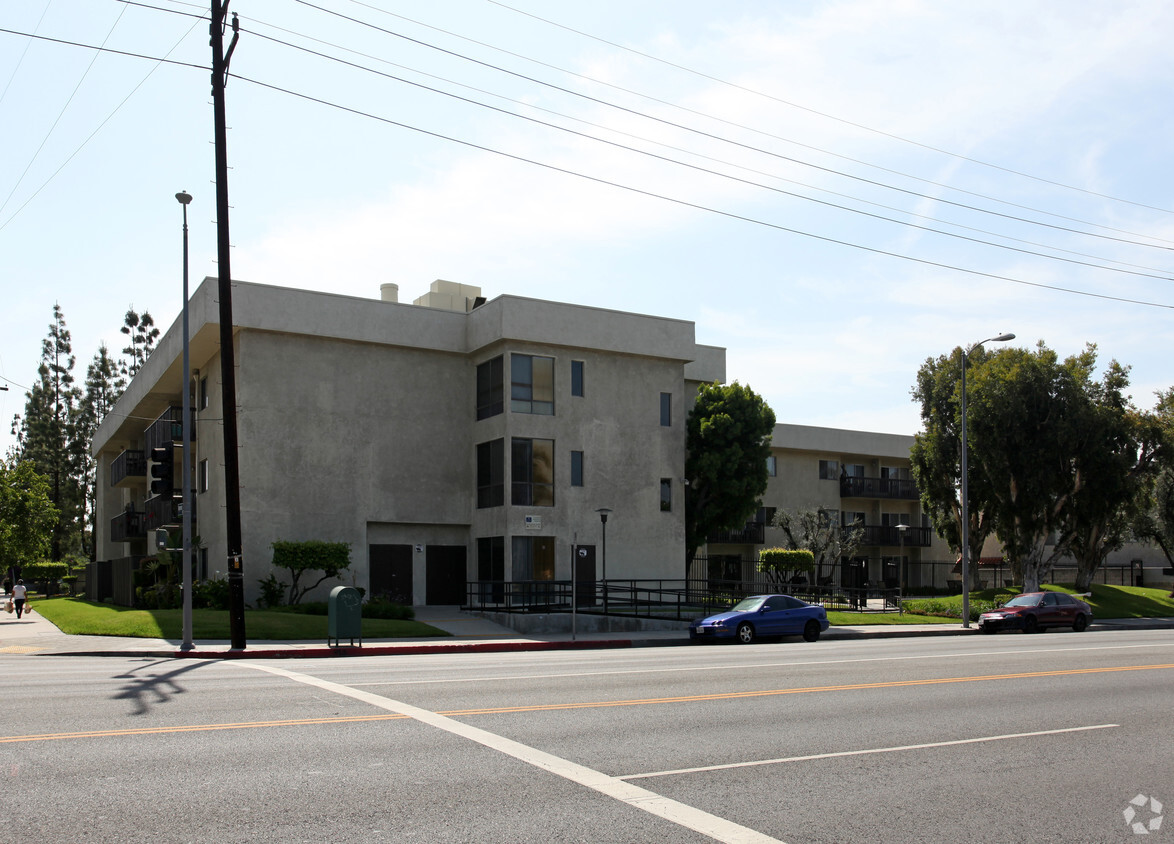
620,723,1119,781
238,660,785,844
342,642,1174,687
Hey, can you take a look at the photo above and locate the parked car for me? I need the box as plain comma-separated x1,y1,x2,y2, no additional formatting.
689,594,829,644
977,591,1093,634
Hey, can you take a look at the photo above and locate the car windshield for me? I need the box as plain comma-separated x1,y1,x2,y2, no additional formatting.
731,597,766,612
1004,595,1041,607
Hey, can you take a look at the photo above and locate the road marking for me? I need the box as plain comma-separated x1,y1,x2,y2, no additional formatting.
620,724,1120,780
0,713,410,743
239,660,786,844
343,641,1174,688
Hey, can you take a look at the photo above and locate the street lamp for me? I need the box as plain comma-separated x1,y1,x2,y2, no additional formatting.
596,507,612,614
960,332,1014,628
176,190,194,651
895,523,908,594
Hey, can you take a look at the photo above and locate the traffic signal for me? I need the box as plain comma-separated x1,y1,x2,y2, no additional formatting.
150,445,175,497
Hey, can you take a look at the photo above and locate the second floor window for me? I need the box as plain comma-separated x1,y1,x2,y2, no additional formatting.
819,459,838,479
477,439,504,508
512,438,554,506
660,392,672,426
477,356,504,420
571,360,584,397
512,354,554,415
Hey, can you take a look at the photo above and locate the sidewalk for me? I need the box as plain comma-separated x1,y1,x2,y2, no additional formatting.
1,605,1171,659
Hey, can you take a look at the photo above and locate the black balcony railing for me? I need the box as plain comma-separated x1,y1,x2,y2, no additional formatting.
110,509,145,542
144,406,197,451
707,521,766,545
110,449,146,487
851,524,931,547
839,476,919,500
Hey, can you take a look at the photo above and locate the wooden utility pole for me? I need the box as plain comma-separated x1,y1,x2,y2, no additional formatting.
210,0,246,649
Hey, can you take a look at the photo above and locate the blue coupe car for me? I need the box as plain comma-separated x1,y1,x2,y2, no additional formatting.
689,594,830,644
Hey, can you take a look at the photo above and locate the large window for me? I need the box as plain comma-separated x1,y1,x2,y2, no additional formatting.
477,439,504,508
511,354,554,415
512,536,555,580
818,459,839,479
477,356,504,420
512,438,554,506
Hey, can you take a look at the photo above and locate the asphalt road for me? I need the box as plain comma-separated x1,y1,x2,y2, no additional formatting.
5,628,1172,843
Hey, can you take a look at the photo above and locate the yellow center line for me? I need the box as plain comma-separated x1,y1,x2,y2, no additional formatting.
4,662,1171,743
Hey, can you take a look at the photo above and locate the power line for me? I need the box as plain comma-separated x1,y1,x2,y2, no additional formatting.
242,25,1174,284
488,0,1174,217
229,69,1174,311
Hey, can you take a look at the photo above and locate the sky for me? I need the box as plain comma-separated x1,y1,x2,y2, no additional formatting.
2,0,1173,458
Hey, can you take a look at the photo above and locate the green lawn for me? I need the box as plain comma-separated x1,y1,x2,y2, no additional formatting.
903,583,1174,622
33,598,449,640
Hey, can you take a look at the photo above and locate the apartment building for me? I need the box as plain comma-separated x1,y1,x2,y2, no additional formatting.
702,423,952,589
91,279,724,606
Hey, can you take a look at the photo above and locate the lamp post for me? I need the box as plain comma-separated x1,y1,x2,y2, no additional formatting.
596,508,612,615
176,190,194,651
895,523,908,595
960,332,1015,628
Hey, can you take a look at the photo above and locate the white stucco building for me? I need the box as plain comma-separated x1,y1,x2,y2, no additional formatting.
92,279,724,606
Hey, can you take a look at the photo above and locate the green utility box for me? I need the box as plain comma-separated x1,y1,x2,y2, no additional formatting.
328,585,363,647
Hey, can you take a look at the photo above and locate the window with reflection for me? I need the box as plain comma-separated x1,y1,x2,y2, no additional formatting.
511,354,554,415
512,438,554,505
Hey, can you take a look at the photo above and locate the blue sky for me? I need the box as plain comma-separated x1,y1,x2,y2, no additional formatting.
2,0,1173,457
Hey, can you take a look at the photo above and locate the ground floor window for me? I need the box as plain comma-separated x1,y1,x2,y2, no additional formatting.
512,536,555,580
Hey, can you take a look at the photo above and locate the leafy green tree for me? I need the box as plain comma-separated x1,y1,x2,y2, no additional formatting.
270,540,352,604
910,346,999,589
757,548,815,585
11,305,83,560
120,307,160,378
771,508,863,583
684,382,775,560
0,458,59,576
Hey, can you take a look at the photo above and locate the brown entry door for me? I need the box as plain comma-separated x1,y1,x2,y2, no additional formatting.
426,545,467,605
369,544,412,605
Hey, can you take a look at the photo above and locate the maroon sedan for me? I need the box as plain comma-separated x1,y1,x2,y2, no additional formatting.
978,591,1093,634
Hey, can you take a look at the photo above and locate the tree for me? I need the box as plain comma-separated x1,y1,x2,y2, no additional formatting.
684,382,776,560
120,308,160,378
910,346,999,588
0,458,59,577
771,508,864,583
270,540,352,604
76,344,125,561
12,305,83,560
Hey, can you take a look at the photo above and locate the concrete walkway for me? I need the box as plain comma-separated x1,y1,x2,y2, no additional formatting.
1,603,1170,660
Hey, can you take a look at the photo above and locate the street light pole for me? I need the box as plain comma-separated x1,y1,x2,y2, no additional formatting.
176,190,194,651
596,508,612,616
960,333,1014,628
896,523,908,595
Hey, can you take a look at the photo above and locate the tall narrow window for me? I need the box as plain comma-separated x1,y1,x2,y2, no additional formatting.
476,356,504,420
199,376,209,411
766,455,777,477
660,392,672,426
511,354,554,415
571,450,584,487
571,360,584,397
477,439,505,508
512,438,554,505
660,478,672,511
198,459,209,494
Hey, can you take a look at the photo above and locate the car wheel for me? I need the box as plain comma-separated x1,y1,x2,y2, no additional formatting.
802,620,821,642
736,622,756,644
1073,614,1088,632
1023,615,1040,634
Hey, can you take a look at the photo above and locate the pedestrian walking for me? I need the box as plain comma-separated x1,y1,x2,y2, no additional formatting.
12,580,28,619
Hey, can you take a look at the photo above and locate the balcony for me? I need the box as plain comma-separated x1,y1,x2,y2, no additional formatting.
110,450,146,487
851,525,931,548
110,509,145,543
840,475,919,501
145,406,197,451
708,521,766,545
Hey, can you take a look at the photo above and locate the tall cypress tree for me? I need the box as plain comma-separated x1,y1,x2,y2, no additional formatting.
76,343,126,560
